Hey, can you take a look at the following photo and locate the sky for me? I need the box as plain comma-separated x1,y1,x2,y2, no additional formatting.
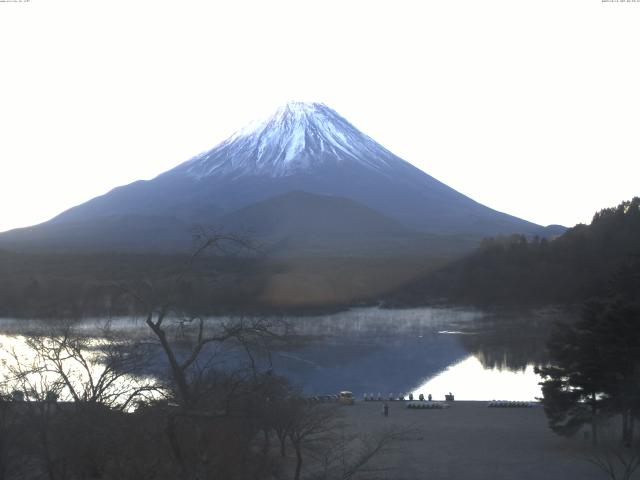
1,0,639,233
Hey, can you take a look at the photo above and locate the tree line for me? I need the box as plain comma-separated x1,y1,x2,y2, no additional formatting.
389,197,640,307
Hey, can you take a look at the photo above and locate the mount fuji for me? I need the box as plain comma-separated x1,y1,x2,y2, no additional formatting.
0,102,559,254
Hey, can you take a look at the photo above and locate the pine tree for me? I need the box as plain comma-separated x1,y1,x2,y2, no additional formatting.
537,298,640,445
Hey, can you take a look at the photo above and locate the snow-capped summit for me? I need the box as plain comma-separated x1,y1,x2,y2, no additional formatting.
175,101,399,179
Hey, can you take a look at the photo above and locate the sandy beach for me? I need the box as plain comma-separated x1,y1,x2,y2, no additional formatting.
339,401,604,480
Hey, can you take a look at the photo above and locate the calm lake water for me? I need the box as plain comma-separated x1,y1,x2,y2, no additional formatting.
0,307,565,401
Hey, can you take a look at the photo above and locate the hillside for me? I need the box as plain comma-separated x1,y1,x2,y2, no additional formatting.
387,197,640,306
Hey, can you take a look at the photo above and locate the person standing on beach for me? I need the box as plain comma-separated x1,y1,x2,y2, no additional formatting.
383,403,389,417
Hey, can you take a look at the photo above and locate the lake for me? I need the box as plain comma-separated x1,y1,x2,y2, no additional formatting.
0,307,566,402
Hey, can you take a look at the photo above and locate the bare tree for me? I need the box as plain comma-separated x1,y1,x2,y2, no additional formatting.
276,399,411,480
321,427,408,480
2,323,161,480
116,232,306,479
144,310,285,410
587,424,640,480
9,323,159,411
122,231,278,406
285,402,340,480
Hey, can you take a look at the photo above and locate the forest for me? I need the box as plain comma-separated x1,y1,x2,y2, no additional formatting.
0,249,444,319
389,197,640,307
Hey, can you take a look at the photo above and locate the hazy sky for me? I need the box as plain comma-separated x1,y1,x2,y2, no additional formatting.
1,0,639,233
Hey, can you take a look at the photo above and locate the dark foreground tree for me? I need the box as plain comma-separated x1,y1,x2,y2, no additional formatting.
537,299,640,445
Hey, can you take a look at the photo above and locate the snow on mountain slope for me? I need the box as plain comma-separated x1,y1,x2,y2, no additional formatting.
175,102,399,179
152,101,541,235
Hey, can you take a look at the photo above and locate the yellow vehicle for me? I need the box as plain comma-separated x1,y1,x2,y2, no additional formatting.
338,391,355,405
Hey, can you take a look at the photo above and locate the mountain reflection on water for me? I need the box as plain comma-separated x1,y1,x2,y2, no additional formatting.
0,307,569,401
271,307,564,400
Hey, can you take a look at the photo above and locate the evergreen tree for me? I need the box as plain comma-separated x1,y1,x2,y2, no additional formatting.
537,299,640,445
536,303,611,444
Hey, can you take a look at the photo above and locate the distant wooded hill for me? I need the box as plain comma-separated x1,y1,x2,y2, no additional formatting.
387,197,640,306
0,250,452,318
2,198,635,318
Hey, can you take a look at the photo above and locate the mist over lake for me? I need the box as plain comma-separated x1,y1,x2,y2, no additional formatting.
0,307,564,401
